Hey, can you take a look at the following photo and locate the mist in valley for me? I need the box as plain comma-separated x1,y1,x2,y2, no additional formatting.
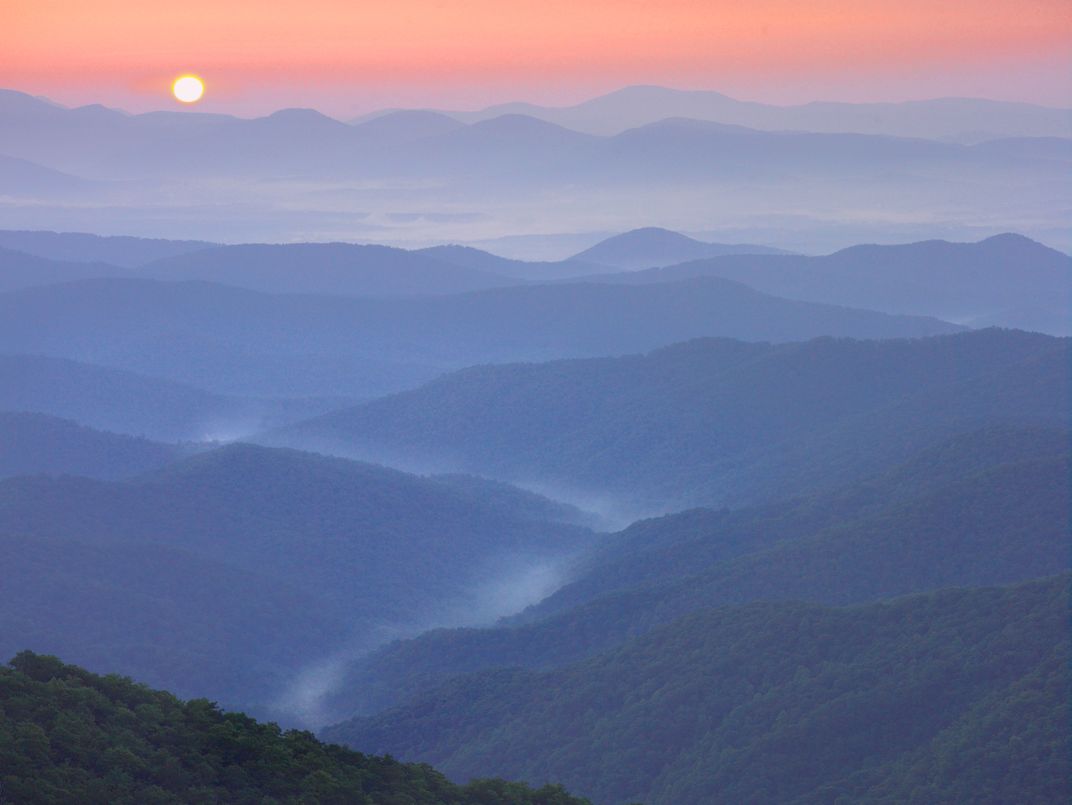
1,14,1070,799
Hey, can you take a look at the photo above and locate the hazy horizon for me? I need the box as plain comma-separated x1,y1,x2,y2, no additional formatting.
8,0,1071,115
6,82,1072,122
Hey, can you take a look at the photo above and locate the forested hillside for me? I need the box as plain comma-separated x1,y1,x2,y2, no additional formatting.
322,428,1071,717
326,577,1070,805
0,652,589,805
0,444,593,719
269,329,1070,513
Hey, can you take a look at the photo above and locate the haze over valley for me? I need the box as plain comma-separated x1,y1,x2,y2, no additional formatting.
1,1,1070,800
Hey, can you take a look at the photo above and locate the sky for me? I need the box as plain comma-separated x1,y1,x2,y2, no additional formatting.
3,0,1071,116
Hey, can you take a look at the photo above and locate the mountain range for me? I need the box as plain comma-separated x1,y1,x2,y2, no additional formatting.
0,268,957,400
435,85,1072,140
586,232,1072,333
2,88,1069,250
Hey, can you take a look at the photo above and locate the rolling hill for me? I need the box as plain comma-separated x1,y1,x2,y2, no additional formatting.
571,227,789,269
266,329,1067,514
0,275,958,399
0,228,215,266
0,353,348,441
321,426,1071,718
142,242,517,296
589,233,1072,334
415,245,605,281
325,576,1069,805
0,412,186,479
0,443,594,719
0,246,125,293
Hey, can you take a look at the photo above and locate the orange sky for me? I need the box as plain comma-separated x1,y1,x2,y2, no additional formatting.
4,0,1070,115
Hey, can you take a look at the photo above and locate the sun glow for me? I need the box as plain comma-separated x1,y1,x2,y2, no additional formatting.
172,74,204,103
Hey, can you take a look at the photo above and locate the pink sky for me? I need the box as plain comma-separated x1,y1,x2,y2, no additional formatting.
4,0,1070,116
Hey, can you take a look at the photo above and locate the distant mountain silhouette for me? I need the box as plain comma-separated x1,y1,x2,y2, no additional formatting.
447,85,1072,140
572,227,789,269
0,154,99,197
587,233,1072,334
0,229,215,267
0,411,185,479
142,242,516,296
351,109,466,140
0,353,347,441
0,275,958,398
417,244,607,280
6,88,1065,184
0,246,126,292
1,88,1068,250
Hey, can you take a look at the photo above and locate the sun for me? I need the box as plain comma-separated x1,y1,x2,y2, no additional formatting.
172,75,204,104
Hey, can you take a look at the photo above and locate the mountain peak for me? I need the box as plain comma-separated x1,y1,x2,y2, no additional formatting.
572,227,785,268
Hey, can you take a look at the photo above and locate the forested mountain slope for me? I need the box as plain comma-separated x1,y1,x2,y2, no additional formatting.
269,330,1069,513
326,577,1070,805
0,652,589,805
324,428,1070,717
0,444,593,718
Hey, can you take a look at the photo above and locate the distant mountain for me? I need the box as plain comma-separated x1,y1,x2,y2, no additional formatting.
0,534,343,715
0,275,957,398
0,90,370,179
322,426,1071,718
0,412,185,479
0,228,215,266
142,242,516,296
593,233,1072,334
416,245,606,281
267,330,1067,514
3,89,1065,185
447,85,1072,140
0,652,590,804
327,576,1070,805
0,353,348,441
571,227,789,269
0,154,99,198
0,443,594,718
0,246,126,292
350,109,466,140
1,88,1068,251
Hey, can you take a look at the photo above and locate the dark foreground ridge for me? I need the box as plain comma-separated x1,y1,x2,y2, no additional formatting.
0,651,591,805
